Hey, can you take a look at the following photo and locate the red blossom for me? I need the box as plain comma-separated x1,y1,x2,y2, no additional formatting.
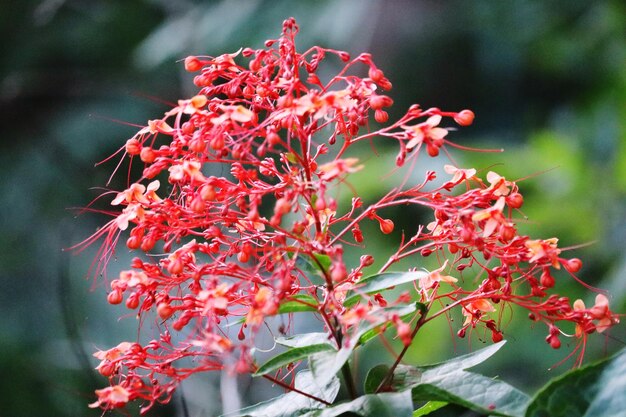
80,18,618,413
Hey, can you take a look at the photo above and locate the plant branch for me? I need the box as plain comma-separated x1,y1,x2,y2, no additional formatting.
262,374,332,406
375,306,429,393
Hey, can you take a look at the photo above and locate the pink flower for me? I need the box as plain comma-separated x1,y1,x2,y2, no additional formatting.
404,114,449,156
419,261,458,291
88,385,130,409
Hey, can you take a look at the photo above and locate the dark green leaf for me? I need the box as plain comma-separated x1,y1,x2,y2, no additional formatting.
344,271,428,307
364,364,391,394
301,390,414,417
223,370,340,417
525,347,626,417
409,371,528,417
254,344,336,376
392,342,529,417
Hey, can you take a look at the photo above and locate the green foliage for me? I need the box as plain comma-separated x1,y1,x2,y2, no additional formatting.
242,340,626,417
255,335,336,376
525,348,626,417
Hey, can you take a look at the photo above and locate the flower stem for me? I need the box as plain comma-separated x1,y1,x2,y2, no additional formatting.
375,306,429,393
262,374,331,406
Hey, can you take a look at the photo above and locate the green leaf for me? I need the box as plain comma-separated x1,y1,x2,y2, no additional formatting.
254,344,336,376
414,403,483,417
419,341,506,375
310,348,354,388
278,294,319,314
344,271,428,307
413,401,448,416
301,390,414,417
525,347,626,417
276,332,335,348
364,364,390,394
223,370,340,417
391,342,529,417
409,371,528,417
254,332,336,379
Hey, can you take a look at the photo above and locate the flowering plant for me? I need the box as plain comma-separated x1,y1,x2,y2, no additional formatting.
81,18,621,416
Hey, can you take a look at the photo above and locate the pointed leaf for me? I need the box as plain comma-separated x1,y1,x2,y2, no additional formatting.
345,271,428,306
409,370,529,417
254,344,336,376
391,343,529,417
525,347,626,417
420,341,506,376
223,370,340,417
301,390,414,417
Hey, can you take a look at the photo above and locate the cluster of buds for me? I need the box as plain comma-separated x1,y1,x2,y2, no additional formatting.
81,18,618,412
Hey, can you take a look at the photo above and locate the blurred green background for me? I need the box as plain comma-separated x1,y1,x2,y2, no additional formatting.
1,1,625,416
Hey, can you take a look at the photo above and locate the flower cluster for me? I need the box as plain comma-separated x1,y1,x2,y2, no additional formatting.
82,18,618,413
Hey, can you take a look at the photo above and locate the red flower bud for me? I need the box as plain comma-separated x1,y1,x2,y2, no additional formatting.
506,192,524,209
184,56,203,72
369,95,393,110
454,109,475,126
564,258,582,273
140,147,156,163
379,218,394,234
374,110,389,123
157,302,174,320
360,254,375,267
540,269,555,288
368,67,384,83
125,138,141,155
125,293,140,310
107,290,123,305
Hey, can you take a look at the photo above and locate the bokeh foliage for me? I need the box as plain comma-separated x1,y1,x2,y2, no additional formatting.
0,1,624,415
